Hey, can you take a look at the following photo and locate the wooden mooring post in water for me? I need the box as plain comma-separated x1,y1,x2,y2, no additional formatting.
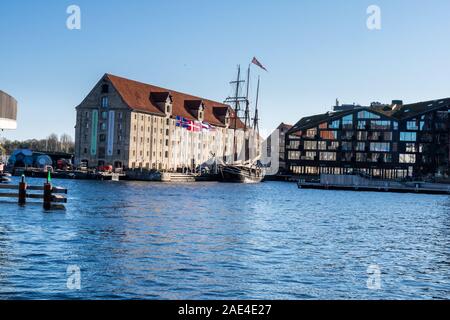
0,174,68,210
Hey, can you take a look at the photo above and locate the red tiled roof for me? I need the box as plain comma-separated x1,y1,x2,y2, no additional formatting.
106,74,244,128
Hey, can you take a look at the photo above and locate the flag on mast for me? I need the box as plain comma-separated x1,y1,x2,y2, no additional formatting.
251,57,268,71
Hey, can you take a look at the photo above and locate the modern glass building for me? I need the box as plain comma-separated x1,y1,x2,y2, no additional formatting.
0,90,18,130
286,99,450,180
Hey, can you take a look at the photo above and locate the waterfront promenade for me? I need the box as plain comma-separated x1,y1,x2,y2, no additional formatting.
0,177,448,299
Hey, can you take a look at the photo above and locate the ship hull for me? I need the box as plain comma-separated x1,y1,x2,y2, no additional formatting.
219,165,264,184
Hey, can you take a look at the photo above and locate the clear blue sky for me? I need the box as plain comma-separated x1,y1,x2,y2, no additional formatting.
1,0,450,140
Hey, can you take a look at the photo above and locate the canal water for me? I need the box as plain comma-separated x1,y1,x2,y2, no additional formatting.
0,177,448,299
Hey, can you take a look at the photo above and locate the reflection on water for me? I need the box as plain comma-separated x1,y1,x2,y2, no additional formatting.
0,177,449,299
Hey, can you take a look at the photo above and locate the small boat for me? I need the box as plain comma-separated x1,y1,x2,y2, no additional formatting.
0,173,11,183
219,164,263,184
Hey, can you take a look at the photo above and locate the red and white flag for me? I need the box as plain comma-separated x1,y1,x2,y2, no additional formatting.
187,120,202,132
251,57,268,71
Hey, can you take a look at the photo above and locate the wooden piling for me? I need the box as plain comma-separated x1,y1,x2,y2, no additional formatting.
18,175,27,205
43,182,52,210
1,173,67,209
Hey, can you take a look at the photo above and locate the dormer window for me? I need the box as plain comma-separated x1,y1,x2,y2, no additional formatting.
166,104,172,114
101,96,109,108
198,110,204,121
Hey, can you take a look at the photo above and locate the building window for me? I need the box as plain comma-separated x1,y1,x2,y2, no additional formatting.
102,111,108,120
393,122,399,130
99,134,106,142
358,111,380,119
369,132,382,141
329,141,339,150
342,152,353,162
101,96,109,108
342,131,354,140
357,131,368,141
303,151,316,160
342,115,353,129
342,142,352,151
407,121,419,131
371,120,390,130
400,132,417,141
306,128,317,138
118,112,123,120
329,120,340,129
288,151,301,160
357,121,366,130
383,132,393,141
319,152,336,161
320,131,338,140
405,143,416,153
101,123,107,131
356,142,365,151
304,141,317,150
370,142,390,152
356,153,367,162
288,140,300,149
117,149,121,155
318,141,327,150
83,148,87,154
399,154,416,164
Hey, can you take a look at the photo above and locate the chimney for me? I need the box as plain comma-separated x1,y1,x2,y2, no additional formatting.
391,100,403,111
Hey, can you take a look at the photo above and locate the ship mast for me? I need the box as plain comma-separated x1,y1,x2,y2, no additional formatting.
244,65,251,130
224,65,254,163
224,65,247,162
253,76,260,134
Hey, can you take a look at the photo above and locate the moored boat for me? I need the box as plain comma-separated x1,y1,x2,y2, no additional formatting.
0,173,11,183
219,164,263,184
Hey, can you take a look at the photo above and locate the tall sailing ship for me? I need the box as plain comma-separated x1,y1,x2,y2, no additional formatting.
218,63,264,183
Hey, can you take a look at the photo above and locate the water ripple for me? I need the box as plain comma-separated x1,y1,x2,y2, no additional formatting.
0,178,449,299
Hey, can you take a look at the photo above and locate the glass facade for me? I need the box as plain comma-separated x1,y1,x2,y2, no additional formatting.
286,104,450,179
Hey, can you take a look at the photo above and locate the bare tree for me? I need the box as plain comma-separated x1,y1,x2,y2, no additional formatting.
60,133,74,153
0,133,75,155
46,134,59,152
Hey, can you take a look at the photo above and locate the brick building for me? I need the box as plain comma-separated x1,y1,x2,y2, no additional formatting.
74,74,248,171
